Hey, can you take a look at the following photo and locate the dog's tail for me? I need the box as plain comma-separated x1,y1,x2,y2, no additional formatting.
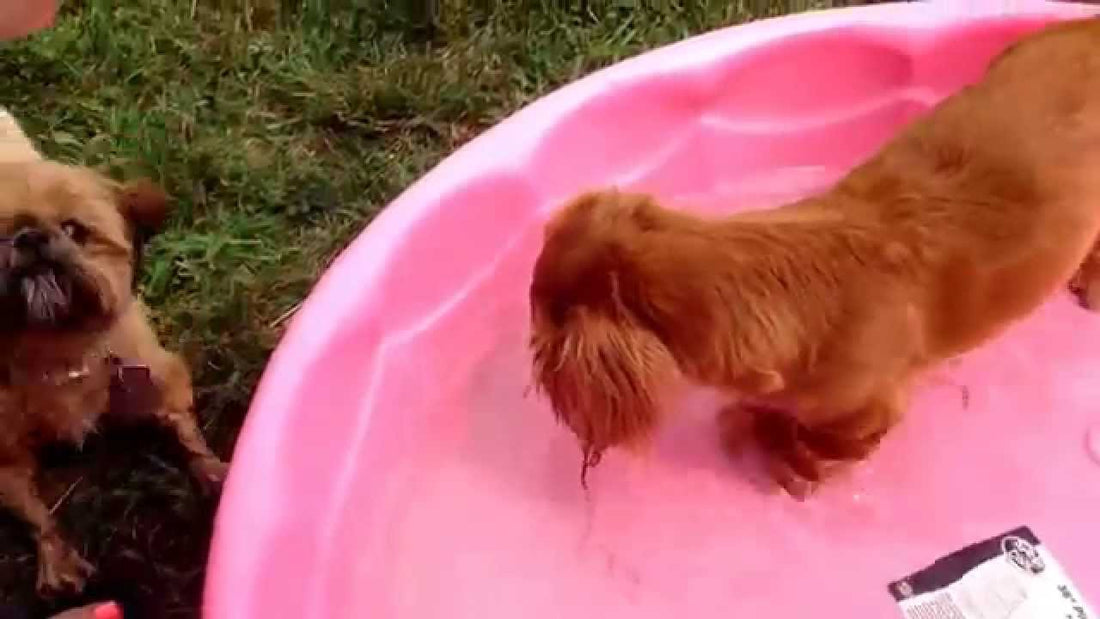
529,189,680,466
530,302,675,462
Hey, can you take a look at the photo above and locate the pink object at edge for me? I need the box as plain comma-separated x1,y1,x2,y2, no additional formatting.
206,3,1100,618
93,602,122,619
0,0,56,40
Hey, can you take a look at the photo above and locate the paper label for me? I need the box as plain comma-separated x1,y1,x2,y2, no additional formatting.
889,526,1095,619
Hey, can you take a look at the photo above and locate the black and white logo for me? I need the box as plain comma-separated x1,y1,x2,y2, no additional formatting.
1002,535,1045,575
894,580,914,599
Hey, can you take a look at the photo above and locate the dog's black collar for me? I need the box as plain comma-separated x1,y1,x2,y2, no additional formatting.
108,355,160,419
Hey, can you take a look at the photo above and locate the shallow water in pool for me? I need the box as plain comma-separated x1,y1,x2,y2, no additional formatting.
321,168,1100,618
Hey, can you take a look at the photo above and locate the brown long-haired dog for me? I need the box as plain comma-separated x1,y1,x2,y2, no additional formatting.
531,18,1100,495
0,108,228,594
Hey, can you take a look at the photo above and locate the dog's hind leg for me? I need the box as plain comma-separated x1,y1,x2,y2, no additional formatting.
797,382,909,462
747,406,823,500
0,459,93,593
1070,237,1100,311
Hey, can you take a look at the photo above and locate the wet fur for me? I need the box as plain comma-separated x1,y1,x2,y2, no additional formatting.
530,19,1100,495
0,108,227,595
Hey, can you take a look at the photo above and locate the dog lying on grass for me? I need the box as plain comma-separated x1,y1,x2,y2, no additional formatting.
0,108,227,593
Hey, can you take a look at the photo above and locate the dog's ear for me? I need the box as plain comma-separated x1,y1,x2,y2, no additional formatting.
111,179,170,288
114,179,171,238
532,308,675,458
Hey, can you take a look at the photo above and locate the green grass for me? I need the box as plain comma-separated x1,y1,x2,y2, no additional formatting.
0,0,839,615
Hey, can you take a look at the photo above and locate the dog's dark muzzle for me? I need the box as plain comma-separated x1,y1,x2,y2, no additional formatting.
0,227,101,332
3,226,59,271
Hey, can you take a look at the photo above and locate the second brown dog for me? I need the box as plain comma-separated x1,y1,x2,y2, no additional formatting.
0,108,228,594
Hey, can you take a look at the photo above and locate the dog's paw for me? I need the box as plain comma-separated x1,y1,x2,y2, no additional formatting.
784,480,817,502
190,457,229,495
36,536,94,595
773,467,817,501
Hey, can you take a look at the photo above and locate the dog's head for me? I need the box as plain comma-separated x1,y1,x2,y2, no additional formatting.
0,161,168,337
530,190,677,463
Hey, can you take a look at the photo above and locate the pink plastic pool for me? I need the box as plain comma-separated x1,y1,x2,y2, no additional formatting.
207,2,1100,617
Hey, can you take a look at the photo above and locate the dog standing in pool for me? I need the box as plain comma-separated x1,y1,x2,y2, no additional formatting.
529,18,1100,495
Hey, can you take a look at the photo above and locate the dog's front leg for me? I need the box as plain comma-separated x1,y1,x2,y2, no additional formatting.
748,407,823,500
0,458,93,594
149,354,228,493
160,404,228,494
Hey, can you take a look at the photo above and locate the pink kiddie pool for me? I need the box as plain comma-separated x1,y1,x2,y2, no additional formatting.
207,2,1100,617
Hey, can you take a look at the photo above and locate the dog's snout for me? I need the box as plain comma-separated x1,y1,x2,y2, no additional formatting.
13,227,49,253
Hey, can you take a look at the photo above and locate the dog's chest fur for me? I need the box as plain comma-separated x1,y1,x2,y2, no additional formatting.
2,358,112,446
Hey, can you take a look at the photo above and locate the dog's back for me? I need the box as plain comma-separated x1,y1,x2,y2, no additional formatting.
836,18,1100,356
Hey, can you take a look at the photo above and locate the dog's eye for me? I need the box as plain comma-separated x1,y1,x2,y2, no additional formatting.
60,219,89,244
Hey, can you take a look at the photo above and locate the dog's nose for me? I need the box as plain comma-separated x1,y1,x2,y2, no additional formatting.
13,227,49,253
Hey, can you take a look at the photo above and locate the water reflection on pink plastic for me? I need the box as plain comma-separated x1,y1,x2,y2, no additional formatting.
206,3,1100,618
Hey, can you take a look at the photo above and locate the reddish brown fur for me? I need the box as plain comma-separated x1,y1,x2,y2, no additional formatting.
530,19,1100,496
0,109,227,594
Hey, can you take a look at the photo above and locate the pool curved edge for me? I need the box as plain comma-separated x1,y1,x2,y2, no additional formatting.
203,3,1097,618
